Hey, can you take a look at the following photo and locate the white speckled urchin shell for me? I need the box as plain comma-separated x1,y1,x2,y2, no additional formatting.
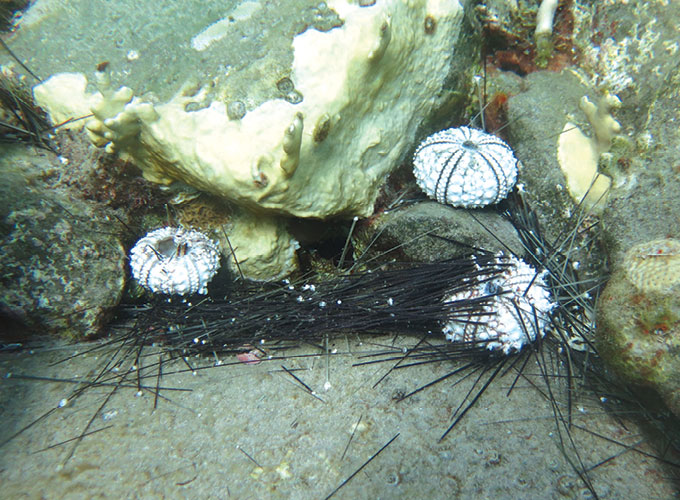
129,227,221,295
442,255,556,354
413,126,519,208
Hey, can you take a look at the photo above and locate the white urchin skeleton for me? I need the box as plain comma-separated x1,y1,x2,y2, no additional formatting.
413,126,519,208
129,226,221,295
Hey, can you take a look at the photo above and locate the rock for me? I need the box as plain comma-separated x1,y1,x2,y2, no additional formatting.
0,146,126,339
576,3,680,408
482,0,680,418
354,201,525,264
598,79,680,265
490,0,680,266
488,69,608,280
571,0,680,264
597,239,680,418
502,70,599,241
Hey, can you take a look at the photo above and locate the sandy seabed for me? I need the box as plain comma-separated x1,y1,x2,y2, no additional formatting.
0,333,677,500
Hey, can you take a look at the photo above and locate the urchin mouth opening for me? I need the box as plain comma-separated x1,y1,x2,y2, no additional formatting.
155,236,178,258
461,139,478,150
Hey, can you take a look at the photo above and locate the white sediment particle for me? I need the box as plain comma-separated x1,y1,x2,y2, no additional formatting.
191,2,262,51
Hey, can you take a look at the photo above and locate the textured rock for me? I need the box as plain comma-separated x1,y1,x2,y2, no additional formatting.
571,0,680,265
501,70,598,241
354,201,525,264
494,0,680,268
597,239,680,418
0,146,126,339
624,239,680,293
